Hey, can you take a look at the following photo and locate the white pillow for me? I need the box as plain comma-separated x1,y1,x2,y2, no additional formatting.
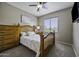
27,32,35,36
21,32,27,36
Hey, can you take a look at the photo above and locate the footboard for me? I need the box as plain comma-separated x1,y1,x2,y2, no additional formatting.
40,32,55,57
40,33,44,56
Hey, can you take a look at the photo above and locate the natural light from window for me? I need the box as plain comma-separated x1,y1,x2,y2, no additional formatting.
44,17,58,33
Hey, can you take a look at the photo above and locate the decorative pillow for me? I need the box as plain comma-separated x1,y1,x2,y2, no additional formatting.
21,32,27,36
27,31,35,36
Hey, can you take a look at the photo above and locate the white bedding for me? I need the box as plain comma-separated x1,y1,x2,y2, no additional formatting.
20,32,54,56
20,34,40,53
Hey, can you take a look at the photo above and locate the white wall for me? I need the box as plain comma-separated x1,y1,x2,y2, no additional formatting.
73,22,79,56
38,8,73,44
0,2,37,26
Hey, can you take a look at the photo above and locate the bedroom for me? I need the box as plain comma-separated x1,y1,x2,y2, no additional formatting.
0,2,78,57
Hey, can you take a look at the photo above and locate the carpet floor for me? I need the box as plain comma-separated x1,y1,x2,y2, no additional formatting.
0,45,36,57
47,41,76,57
0,41,76,57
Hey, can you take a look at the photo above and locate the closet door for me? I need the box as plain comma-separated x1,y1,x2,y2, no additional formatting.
78,23,79,40
73,22,78,45
73,22,79,56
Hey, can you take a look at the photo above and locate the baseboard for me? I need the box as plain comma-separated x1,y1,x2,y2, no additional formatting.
56,41,72,46
72,45,79,57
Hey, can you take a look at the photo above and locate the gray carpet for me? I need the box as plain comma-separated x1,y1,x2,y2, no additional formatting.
0,41,76,57
0,45,36,57
47,41,76,57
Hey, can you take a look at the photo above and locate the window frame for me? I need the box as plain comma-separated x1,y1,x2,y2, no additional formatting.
43,16,59,33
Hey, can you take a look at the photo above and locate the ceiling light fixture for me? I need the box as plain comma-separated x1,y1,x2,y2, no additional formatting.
28,2,47,11
37,4,42,8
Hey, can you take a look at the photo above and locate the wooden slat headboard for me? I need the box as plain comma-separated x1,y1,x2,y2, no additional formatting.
0,24,20,52
0,24,20,39
20,25,33,32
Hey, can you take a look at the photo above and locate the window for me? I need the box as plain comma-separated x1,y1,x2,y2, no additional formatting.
44,17,58,32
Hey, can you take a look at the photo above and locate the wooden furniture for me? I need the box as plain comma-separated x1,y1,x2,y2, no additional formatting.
21,25,33,32
20,25,55,57
38,32,55,56
0,24,20,52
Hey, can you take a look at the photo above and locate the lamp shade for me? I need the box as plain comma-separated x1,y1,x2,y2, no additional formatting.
37,26,40,29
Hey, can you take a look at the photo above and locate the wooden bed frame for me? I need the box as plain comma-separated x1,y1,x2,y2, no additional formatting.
38,32,55,56
20,25,55,57
0,24,55,57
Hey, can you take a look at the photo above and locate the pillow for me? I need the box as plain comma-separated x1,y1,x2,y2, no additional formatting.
27,31,35,36
21,32,27,36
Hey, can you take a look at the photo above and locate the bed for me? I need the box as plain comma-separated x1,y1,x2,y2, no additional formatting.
20,25,55,57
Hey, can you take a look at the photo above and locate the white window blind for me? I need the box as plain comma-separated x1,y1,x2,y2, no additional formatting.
44,17,58,32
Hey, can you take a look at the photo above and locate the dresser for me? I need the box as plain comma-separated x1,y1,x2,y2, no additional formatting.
0,25,20,52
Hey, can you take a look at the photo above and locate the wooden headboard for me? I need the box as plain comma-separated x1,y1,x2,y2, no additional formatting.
0,24,20,52
20,25,34,32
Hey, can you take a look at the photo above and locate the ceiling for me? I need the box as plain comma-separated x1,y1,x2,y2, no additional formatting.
6,2,74,17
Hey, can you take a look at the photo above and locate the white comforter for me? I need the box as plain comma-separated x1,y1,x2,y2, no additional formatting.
20,34,40,53
20,33,53,56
